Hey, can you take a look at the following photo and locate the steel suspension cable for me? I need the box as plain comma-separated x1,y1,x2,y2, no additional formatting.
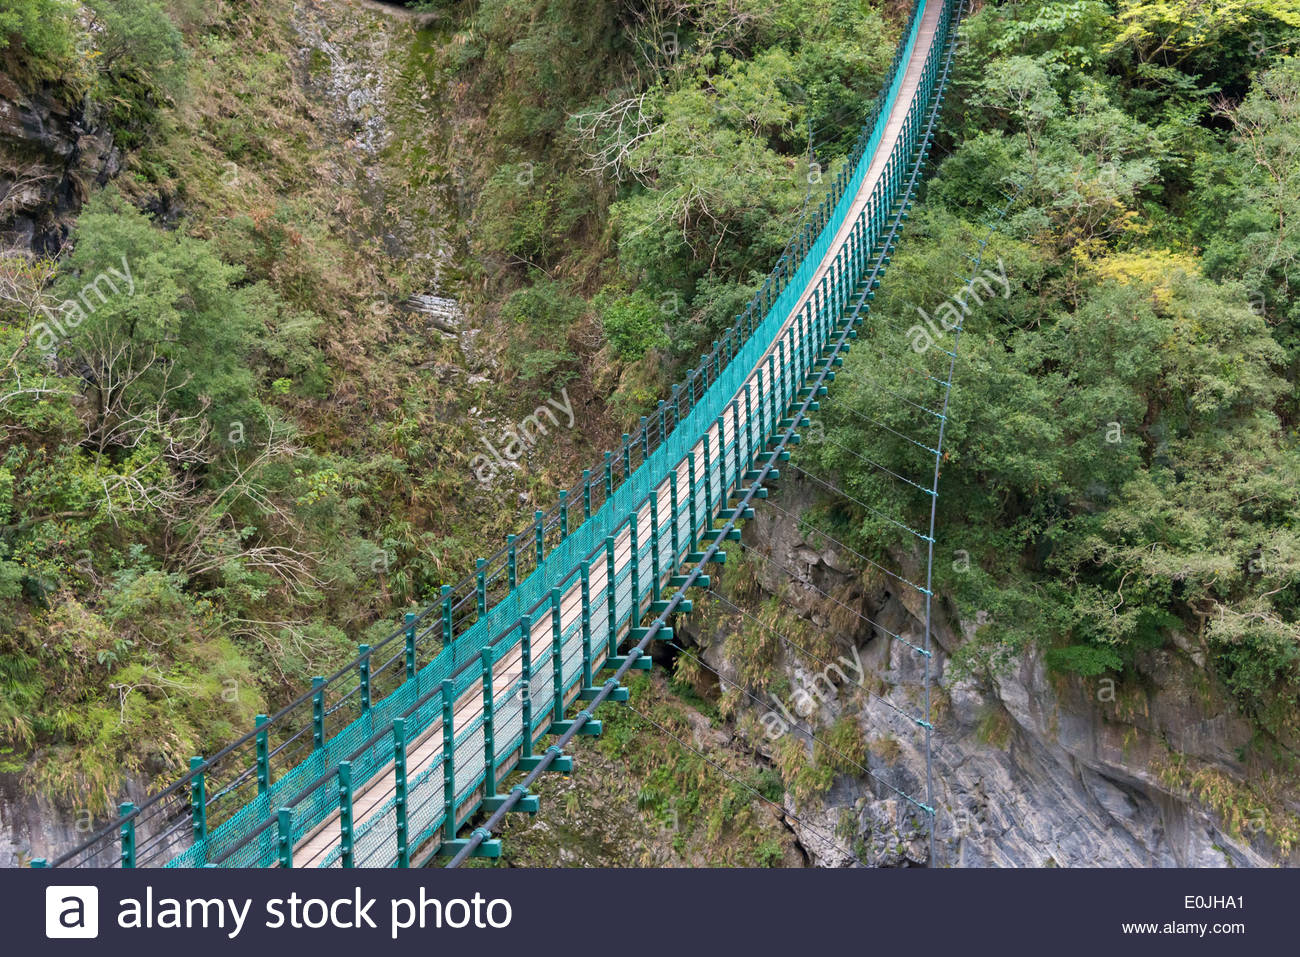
621,702,877,867
814,434,937,499
664,640,933,812
811,397,941,455
762,500,932,595
784,463,933,543
727,539,927,656
915,183,1024,866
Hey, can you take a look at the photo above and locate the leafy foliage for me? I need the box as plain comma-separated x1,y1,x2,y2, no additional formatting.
597,289,669,360
52,189,262,432
461,0,895,395
806,1,1300,745
0,0,79,79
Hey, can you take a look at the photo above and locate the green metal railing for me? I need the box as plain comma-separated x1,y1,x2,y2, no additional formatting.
41,0,959,870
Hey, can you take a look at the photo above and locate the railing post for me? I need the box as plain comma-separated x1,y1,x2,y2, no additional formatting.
808,299,819,363
730,401,741,492
640,416,649,460
621,433,631,481
441,679,456,841
767,354,778,438
580,561,592,688
778,340,788,411
669,469,681,563
604,451,613,498
790,313,800,394
650,487,662,602
475,558,487,615
582,469,592,519
826,274,837,335
702,428,714,521
119,802,135,868
629,515,641,619
507,534,517,589
551,587,565,721
687,451,698,545
840,249,848,309
255,714,270,794
312,677,325,750
358,645,371,714
481,646,497,797
559,490,569,539
535,510,545,563
393,718,409,868
276,807,293,868
190,756,206,845
519,615,534,761
743,386,753,469
605,536,618,658
405,612,417,680
338,761,354,868
718,413,729,499
441,584,453,647
795,290,806,360
657,400,667,447
857,214,868,276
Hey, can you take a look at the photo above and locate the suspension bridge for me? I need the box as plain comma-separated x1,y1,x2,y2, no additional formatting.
38,0,972,870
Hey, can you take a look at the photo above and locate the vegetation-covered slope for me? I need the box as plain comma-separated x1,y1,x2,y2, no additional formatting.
0,0,892,831
1,0,1296,864
808,0,1299,740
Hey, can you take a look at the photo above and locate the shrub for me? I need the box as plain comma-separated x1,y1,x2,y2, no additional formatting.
0,0,78,79
598,289,669,361
87,0,188,143
51,189,262,436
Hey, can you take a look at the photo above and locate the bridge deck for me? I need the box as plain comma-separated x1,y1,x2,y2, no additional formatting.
756,1,941,367
285,0,945,868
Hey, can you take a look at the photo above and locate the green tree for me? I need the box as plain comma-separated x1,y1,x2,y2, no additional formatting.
610,50,806,288
1197,58,1300,379
0,0,78,78
1111,0,1300,66
89,0,187,83
50,190,262,445
599,289,670,361
87,0,188,142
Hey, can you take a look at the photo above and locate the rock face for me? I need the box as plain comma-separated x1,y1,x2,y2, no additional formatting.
689,477,1297,868
0,73,121,255
291,0,480,361
0,772,154,868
